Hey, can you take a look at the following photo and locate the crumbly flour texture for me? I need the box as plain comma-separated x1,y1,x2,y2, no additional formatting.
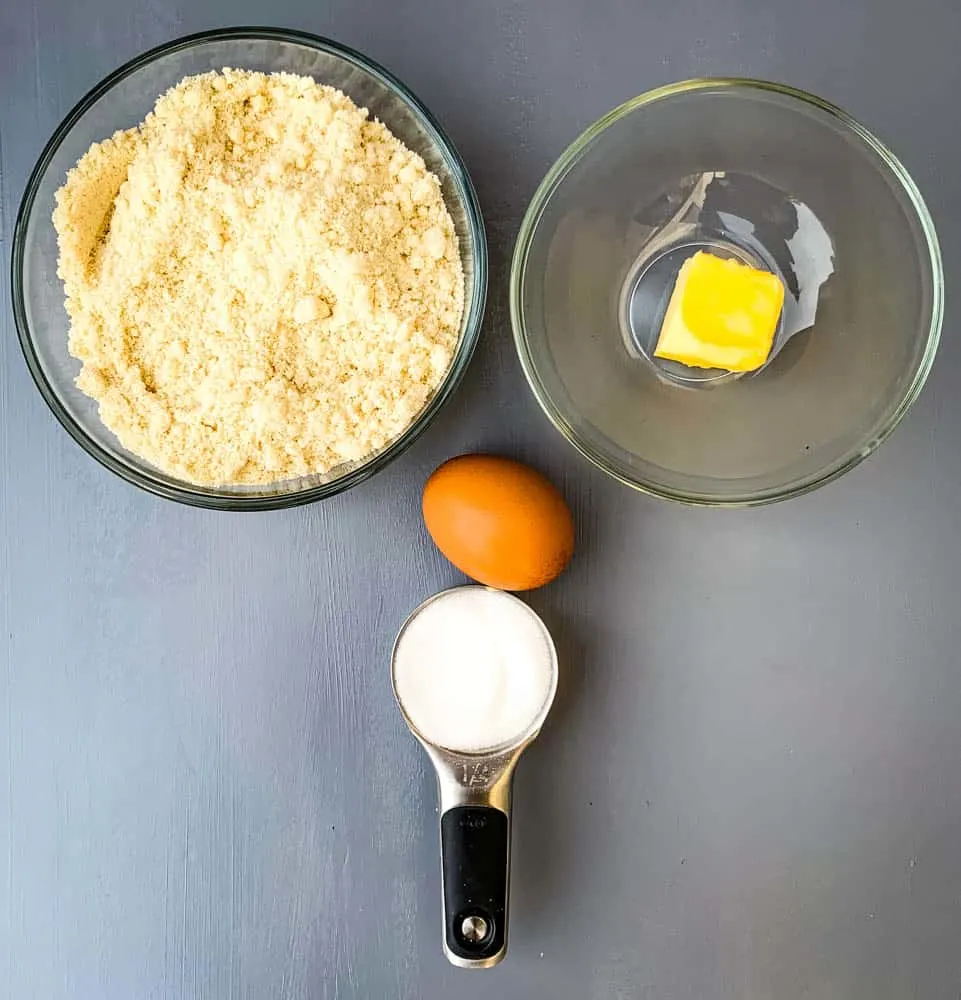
54,69,464,485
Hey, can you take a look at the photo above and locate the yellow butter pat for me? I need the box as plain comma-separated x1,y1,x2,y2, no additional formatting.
653,251,785,373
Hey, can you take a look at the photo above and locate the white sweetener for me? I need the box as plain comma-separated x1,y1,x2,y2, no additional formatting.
393,588,556,753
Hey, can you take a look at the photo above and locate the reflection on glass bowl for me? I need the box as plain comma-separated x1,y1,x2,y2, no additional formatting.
619,170,835,387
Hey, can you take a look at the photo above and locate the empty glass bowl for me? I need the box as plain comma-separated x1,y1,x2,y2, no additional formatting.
12,28,486,510
511,79,943,505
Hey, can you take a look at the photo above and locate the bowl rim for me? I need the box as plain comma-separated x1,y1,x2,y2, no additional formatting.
11,26,487,510
509,76,945,507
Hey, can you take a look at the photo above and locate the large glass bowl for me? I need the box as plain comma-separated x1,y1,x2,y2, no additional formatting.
511,79,943,506
12,28,486,510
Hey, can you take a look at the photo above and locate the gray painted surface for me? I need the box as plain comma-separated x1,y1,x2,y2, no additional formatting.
2,0,960,997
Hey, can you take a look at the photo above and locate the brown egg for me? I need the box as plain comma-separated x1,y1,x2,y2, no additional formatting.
423,454,575,591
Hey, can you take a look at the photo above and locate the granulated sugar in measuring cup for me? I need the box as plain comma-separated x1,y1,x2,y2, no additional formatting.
391,586,558,968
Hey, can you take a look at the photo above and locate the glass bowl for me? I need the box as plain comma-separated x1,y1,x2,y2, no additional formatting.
511,79,943,506
12,28,486,510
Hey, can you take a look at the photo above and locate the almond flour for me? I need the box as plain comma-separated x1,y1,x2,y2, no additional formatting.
53,68,464,485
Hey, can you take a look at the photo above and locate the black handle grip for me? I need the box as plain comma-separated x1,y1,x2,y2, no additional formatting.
440,805,510,963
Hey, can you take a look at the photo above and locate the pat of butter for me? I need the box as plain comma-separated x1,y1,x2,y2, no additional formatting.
653,251,785,373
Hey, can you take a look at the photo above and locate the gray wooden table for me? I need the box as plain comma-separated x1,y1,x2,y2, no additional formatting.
3,1,961,997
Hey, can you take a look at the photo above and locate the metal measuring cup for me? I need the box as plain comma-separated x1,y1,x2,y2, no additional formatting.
391,586,559,969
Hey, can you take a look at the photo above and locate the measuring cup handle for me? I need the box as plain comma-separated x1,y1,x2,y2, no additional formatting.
440,805,510,966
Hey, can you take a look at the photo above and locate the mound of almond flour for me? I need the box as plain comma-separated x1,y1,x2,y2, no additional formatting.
53,68,464,485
